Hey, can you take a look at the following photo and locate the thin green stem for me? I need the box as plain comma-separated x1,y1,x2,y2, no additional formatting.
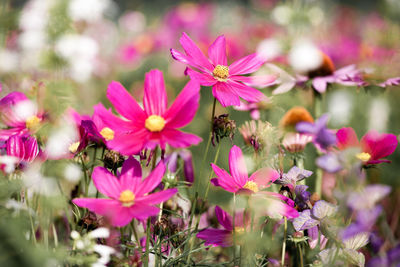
143,218,151,267
203,142,222,200
281,217,287,266
232,193,237,265
299,243,304,267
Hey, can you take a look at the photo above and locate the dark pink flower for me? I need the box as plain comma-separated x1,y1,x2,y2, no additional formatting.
97,69,202,155
73,157,177,227
6,134,39,163
171,32,276,107
0,92,43,140
336,127,398,165
211,145,279,194
196,206,249,247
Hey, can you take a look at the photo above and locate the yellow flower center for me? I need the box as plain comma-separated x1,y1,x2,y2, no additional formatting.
234,227,245,235
145,115,166,132
26,115,41,130
243,181,259,193
212,65,229,81
356,152,371,162
69,142,80,153
100,127,114,141
119,190,135,207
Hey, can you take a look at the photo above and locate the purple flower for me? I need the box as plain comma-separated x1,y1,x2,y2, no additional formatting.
274,166,313,190
293,200,337,231
296,114,336,151
294,185,311,210
378,77,400,87
312,65,365,93
316,153,343,173
367,244,400,267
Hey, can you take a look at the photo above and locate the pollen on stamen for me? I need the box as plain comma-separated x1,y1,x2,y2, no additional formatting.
119,190,135,207
100,127,115,141
213,65,229,82
26,115,41,130
145,115,166,132
243,181,259,193
356,152,371,162
69,142,80,153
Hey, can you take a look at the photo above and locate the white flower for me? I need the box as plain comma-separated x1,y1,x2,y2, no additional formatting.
88,228,110,239
64,163,82,183
289,39,323,73
68,0,111,23
0,49,19,73
257,38,282,61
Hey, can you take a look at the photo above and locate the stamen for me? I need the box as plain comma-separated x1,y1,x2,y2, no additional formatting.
356,152,371,162
119,190,135,207
69,142,80,153
212,65,229,82
243,181,259,193
26,115,41,130
100,127,115,141
145,115,166,132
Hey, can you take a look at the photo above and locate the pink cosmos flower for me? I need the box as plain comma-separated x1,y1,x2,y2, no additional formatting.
211,145,279,194
73,157,177,227
336,127,398,165
97,69,202,155
0,92,43,140
6,134,39,163
197,206,249,247
170,32,277,107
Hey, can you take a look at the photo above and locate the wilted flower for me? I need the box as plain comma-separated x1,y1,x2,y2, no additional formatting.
239,120,276,152
97,69,202,155
293,200,337,231
336,127,398,165
212,114,236,145
171,32,276,107
165,149,194,184
73,157,177,227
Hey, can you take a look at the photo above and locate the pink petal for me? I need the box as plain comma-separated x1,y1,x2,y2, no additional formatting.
107,81,146,122
215,206,233,231
92,167,122,199
210,163,241,193
160,128,202,149
170,49,211,74
229,145,248,186
212,82,240,107
110,205,136,227
208,35,227,66
249,167,280,188
135,188,178,205
179,32,214,71
143,70,167,116
336,127,359,150
73,198,121,219
129,204,160,220
119,157,142,191
229,53,266,75
23,136,39,162
312,77,330,93
107,128,149,155
196,229,232,247
231,74,277,88
6,135,24,160
135,162,165,196
185,68,217,86
361,131,398,162
93,103,136,131
227,80,265,103
164,80,200,129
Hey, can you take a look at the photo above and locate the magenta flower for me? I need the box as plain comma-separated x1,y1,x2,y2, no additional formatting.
97,69,202,155
170,32,276,107
72,157,178,227
211,145,279,194
0,92,43,140
196,206,249,247
6,134,39,163
336,127,398,165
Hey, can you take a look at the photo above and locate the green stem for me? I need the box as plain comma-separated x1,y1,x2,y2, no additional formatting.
203,142,222,200
313,91,323,197
232,193,237,265
281,217,287,266
143,218,151,267
299,243,304,267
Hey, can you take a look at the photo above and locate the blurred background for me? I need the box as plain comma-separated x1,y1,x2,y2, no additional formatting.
0,0,399,265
